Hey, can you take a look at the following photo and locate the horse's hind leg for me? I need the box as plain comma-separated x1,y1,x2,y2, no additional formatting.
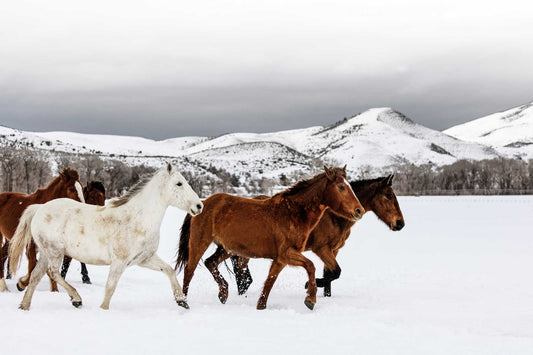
231,255,253,295
139,254,189,309
100,261,127,310
257,261,286,310
47,256,83,308
205,246,232,304
0,236,7,291
182,238,212,297
17,240,58,292
60,255,72,279
80,263,91,284
19,256,49,310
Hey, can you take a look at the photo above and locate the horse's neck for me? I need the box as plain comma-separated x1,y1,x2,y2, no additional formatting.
284,181,328,230
119,180,168,231
33,178,64,202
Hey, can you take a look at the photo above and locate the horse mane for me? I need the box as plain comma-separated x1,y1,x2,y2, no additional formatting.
275,167,346,199
350,176,388,190
89,181,106,194
109,175,152,208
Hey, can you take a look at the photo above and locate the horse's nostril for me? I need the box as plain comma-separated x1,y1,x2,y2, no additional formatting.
196,204,202,210
396,220,404,229
355,208,361,216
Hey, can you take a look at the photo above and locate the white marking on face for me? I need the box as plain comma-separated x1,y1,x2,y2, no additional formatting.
75,181,85,203
344,178,357,199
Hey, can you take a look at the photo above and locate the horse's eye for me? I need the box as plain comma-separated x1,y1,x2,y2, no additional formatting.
177,182,183,187
386,194,393,200
338,185,345,191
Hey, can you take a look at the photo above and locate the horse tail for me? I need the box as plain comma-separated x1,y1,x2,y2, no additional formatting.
175,213,192,272
9,205,40,276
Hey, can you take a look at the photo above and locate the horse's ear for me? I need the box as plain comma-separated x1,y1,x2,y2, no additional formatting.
324,166,334,180
59,171,67,181
384,174,394,186
342,164,347,172
167,163,172,174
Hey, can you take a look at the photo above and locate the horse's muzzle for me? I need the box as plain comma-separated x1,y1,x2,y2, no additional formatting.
351,208,364,221
190,203,203,216
392,220,405,231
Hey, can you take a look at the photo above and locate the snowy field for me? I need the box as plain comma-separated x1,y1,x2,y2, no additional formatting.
1,196,532,354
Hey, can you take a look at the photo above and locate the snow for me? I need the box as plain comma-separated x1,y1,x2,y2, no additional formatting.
1,196,532,354
444,102,533,159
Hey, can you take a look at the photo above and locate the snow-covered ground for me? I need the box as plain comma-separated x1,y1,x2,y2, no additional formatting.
1,196,532,354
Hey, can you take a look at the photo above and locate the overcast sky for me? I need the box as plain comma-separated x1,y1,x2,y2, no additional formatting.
1,0,532,139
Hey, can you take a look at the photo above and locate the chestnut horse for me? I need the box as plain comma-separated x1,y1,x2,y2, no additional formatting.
231,175,405,297
0,168,85,292
176,166,364,310
61,181,106,284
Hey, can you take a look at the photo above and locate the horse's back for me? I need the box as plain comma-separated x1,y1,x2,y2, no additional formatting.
200,193,283,258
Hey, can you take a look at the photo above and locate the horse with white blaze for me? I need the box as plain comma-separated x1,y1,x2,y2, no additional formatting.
9,164,203,310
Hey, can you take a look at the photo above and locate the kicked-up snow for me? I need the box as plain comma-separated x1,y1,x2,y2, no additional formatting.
1,196,532,354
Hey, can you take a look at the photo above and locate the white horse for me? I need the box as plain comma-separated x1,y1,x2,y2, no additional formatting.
9,164,203,310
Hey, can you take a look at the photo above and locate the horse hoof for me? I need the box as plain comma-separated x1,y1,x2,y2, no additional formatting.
177,300,190,309
18,304,30,311
82,279,92,285
16,282,25,292
72,301,83,308
218,293,227,304
304,299,315,310
6,274,12,280
256,303,267,310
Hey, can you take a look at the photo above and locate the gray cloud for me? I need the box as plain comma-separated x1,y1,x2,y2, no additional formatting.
1,1,532,139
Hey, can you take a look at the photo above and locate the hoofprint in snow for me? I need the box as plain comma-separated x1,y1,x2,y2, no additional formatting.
1,196,532,354
0,105,516,180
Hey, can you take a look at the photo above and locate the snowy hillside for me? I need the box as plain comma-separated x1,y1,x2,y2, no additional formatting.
444,101,533,159
1,107,509,180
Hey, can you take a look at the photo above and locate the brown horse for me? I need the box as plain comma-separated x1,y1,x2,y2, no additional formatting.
0,168,84,292
176,166,364,310
231,175,405,297
60,181,106,284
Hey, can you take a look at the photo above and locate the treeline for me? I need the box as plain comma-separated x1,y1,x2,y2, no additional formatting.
1,142,532,196
387,158,533,195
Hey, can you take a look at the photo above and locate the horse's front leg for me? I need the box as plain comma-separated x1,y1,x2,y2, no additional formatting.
257,260,286,310
284,248,317,310
100,261,127,310
310,247,341,297
139,254,189,309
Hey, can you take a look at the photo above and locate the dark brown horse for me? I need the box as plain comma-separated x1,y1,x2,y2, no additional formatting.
0,168,84,292
176,166,364,310
231,175,405,297
60,181,106,284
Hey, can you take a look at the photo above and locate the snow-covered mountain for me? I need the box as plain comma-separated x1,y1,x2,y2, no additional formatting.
444,102,533,160
0,107,515,180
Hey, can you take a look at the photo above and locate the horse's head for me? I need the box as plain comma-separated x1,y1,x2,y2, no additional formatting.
162,164,203,216
358,175,405,231
322,165,364,222
84,181,106,206
59,168,85,203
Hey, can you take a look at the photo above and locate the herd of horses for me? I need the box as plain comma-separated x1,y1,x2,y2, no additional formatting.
0,163,404,311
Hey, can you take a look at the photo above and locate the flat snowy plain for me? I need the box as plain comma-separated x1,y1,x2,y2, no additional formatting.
1,196,532,354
